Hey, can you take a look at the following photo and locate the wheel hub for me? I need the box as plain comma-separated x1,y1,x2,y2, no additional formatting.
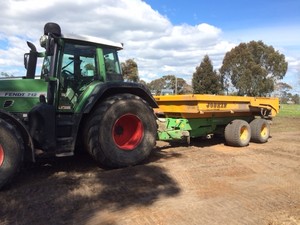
240,126,249,140
115,126,124,136
261,125,267,137
113,114,144,151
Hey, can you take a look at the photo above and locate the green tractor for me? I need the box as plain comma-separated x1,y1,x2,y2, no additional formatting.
0,23,158,189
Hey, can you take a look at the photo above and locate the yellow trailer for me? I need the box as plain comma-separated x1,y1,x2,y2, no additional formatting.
153,94,279,147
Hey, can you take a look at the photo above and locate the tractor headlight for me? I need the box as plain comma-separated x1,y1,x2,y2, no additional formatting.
40,35,48,48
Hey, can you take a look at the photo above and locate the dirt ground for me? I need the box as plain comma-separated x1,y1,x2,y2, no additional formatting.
0,117,299,225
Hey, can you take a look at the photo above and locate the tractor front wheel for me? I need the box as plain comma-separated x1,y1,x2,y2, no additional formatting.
85,94,157,168
0,119,23,189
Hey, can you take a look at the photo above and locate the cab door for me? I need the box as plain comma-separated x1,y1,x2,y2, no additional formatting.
57,42,98,111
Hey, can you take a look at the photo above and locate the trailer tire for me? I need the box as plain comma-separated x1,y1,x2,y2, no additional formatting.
85,94,157,168
0,119,23,189
225,120,251,147
250,118,270,143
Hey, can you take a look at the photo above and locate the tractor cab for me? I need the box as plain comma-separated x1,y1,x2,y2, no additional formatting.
26,22,124,110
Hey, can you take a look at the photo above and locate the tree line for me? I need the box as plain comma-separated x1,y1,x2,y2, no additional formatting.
122,40,299,102
1,40,297,102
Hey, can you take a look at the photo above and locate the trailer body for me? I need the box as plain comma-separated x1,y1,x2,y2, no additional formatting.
154,94,279,143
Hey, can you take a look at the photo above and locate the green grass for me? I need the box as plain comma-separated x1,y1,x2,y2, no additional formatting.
278,104,300,117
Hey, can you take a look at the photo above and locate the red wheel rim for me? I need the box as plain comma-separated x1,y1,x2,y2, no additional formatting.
0,144,4,167
113,114,144,150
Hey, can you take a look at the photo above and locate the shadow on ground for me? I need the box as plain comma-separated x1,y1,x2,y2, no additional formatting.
156,135,225,150
0,151,181,225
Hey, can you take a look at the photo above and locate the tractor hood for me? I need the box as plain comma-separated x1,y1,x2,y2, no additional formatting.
0,78,48,113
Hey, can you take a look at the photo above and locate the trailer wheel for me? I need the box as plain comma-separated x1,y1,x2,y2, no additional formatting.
0,119,23,189
85,94,157,168
250,118,270,143
225,120,251,147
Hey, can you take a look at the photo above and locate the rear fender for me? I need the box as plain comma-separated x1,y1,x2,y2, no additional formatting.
77,82,158,114
0,110,35,162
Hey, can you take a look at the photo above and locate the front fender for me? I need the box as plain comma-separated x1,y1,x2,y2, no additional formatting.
0,109,35,162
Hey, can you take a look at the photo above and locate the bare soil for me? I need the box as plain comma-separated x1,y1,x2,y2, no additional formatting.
1,117,299,225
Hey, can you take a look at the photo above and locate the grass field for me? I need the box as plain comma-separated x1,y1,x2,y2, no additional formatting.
278,104,300,117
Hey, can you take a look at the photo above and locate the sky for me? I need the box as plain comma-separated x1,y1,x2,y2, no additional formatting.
0,0,299,93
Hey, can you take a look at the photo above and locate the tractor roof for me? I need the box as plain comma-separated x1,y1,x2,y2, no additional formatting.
61,33,123,50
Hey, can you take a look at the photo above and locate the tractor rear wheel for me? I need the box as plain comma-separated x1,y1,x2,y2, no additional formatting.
0,119,23,189
250,118,270,143
85,94,157,168
224,119,251,147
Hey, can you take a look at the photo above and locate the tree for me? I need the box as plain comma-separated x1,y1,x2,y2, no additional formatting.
139,79,147,86
192,55,221,94
292,94,299,104
274,82,293,103
147,78,166,95
121,59,139,82
1,72,13,77
147,75,192,95
275,82,292,96
220,41,288,96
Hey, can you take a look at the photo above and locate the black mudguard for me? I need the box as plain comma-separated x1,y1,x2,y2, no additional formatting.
82,81,158,114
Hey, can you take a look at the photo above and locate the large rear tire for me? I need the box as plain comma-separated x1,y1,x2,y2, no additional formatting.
0,119,23,189
224,119,251,147
85,94,157,168
250,118,270,143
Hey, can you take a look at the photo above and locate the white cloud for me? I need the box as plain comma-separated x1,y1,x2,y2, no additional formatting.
0,0,299,92
0,0,232,80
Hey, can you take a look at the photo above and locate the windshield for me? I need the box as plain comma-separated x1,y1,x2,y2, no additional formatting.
61,44,97,77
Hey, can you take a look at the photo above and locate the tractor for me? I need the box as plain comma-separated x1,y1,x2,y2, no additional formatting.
0,23,158,189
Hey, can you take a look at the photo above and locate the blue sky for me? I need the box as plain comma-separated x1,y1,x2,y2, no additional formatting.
145,0,300,28
0,0,299,93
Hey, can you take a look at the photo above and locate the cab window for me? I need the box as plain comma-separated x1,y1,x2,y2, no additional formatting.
103,48,122,81
60,43,97,93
